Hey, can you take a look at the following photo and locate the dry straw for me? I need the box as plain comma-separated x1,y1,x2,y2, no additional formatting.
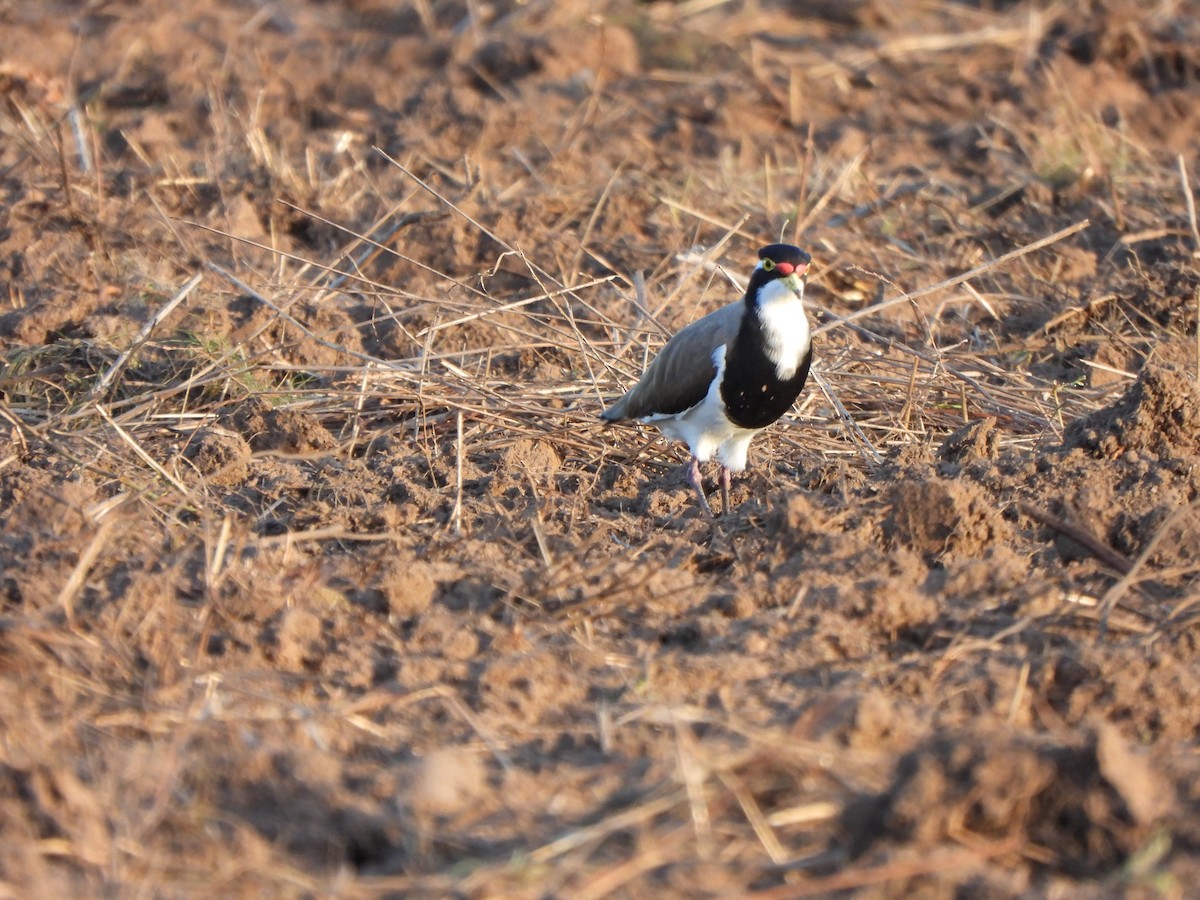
2,158,1115,519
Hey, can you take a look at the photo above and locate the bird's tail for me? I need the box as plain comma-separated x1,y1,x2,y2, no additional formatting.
598,397,628,423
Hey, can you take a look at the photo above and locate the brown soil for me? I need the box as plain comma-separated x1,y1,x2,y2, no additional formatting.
3,1,1200,896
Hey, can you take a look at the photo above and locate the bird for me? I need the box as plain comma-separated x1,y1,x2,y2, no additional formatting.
600,243,814,518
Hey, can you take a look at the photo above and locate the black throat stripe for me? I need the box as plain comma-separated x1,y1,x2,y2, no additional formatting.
719,311,813,430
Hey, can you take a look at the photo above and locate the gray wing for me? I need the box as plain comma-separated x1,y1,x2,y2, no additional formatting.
600,302,741,422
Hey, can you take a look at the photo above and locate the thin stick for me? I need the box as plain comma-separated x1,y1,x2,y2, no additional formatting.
674,719,713,857
572,826,690,900
91,272,204,398
438,684,512,771
254,526,408,546
569,163,623,283
95,404,194,498
657,198,757,242
377,150,571,296
1017,501,1131,575
812,219,1092,335
1098,501,1199,639
274,200,473,301
348,360,374,447
658,214,752,314
186,218,433,305
793,122,815,245
205,262,400,371
452,410,464,534
415,275,616,337
719,771,787,865
209,512,234,582
751,837,1021,899
793,148,867,237
57,519,115,624
526,477,554,569
1007,659,1031,724
527,791,684,865
1179,154,1200,251
312,210,425,295
811,369,883,465
805,24,1031,79
68,104,92,173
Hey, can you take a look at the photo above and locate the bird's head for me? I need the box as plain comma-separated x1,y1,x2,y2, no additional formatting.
747,244,811,304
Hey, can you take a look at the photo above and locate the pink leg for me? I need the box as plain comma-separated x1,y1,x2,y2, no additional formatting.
687,456,714,519
720,467,732,516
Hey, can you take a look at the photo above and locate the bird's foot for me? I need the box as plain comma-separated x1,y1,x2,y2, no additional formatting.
687,456,715,519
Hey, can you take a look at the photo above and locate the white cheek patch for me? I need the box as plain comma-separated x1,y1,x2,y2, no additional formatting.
756,277,810,381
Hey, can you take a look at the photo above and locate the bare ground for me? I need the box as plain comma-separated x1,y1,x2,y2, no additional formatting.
3,1,1200,896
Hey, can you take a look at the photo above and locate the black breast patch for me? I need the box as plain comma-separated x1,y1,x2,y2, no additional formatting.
719,316,813,430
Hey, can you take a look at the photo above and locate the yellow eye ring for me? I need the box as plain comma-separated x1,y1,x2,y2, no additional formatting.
762,258,776,272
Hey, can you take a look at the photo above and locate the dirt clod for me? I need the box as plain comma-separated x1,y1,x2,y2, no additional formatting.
500,437,561,481
1065,361,1200,459
275,608,325,673
226,400,338,453
886,475,1010,561
183,428,251,485
844,730,1160,877
938,415,1000,465
406,748,488,818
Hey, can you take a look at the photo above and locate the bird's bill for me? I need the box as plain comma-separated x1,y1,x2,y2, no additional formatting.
781,269,806,296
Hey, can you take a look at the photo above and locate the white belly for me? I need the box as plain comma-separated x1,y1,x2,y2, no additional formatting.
637,345,762,472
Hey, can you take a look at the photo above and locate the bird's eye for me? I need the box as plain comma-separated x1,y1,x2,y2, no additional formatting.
762,259,776,272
